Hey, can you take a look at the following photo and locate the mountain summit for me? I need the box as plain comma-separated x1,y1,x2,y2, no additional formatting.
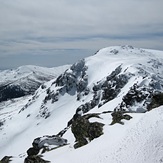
0,46,163,163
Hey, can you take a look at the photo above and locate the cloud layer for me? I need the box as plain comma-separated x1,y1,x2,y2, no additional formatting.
0,0,163,68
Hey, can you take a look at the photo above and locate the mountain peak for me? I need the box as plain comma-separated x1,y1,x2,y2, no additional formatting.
95,45,154,58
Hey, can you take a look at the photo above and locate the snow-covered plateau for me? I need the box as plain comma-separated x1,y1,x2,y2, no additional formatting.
0,45,163,163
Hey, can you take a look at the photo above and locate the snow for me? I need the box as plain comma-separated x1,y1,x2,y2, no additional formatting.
0,64,70,85
42,106,163,163
0,45,163,162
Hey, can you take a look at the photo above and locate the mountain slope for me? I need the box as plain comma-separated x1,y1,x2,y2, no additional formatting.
0,45,163,162
43,105,163,163
0,65,70,102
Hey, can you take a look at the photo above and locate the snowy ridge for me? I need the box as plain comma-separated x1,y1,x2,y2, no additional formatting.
0,65,70,84
0,45,163,162
0,65,70,102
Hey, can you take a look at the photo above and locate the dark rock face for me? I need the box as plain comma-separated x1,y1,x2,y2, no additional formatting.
0,121,4,128
101,73,129,103
92,66,123,98
38,105,51,119
34,59,89,119
71,116,89,148
42,59,89,106
0,84,26,102
119,77,163,112
0,156,12,163
24,155,50,163
147,93,163,110
122,84,151,108
76,99,99,114
99,66,130,105
75,65,131,114
88,122,104,141
54,59,88,94
27,147,39,156
110,111,132,125
71,113,104,148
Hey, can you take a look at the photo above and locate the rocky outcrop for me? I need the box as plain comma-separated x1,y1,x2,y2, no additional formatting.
33,59,89,118
110,110,132,125
121,84,152,110
118,76,163,112
24,155,50,163
27,147,40,156
147,93,163,110
25,135,67,162
94,65,131,107
75,65,131,114
0,156,12,163
32,135,68,152
70,113,104,148
42,59,88,104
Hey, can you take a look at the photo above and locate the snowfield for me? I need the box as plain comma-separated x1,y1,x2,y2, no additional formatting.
44,106,163,163
0,45,163,163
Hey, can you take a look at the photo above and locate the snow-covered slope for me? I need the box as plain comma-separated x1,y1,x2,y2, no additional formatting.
0,45,163,163
0,65,70,102
43,105,163,163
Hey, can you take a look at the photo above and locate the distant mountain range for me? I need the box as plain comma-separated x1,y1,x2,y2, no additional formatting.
0,65,70,102
0,45,163,163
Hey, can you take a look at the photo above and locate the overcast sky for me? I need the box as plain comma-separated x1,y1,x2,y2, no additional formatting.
0,0,163,69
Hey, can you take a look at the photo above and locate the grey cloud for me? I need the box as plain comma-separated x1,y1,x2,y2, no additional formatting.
0,0,163,68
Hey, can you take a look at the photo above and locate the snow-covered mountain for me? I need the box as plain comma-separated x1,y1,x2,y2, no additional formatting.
0,65,70,102
0,45,163,163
